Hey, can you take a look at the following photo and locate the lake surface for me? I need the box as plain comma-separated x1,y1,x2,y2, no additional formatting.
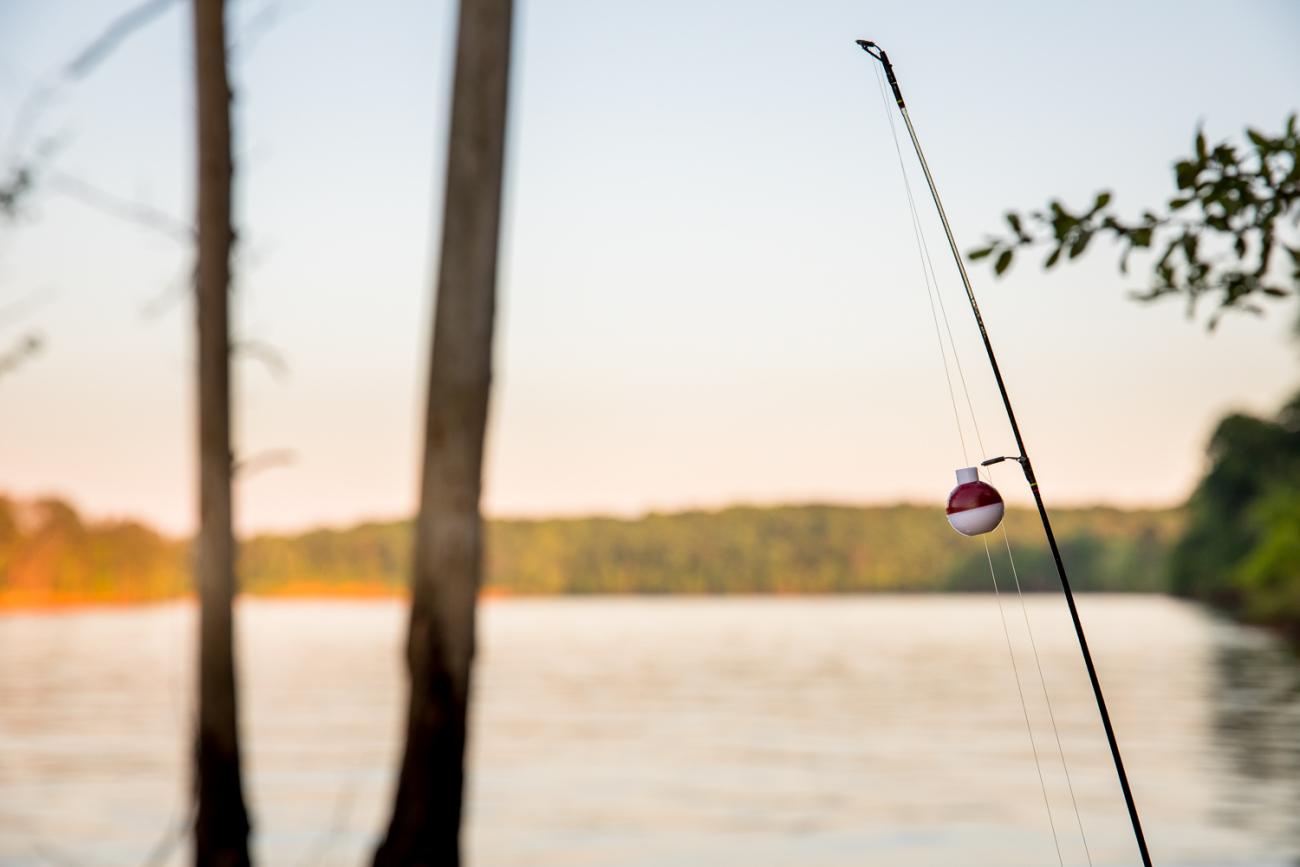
1,595,1297,866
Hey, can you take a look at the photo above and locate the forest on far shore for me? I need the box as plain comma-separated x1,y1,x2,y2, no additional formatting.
0,495,1181,605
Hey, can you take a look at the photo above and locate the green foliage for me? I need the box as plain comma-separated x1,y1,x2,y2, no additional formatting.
0,496,1183,602
969,115,1300,328
1235,488,1300,629
1167,390,1300,627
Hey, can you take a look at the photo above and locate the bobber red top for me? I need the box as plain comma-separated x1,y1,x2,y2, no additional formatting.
946,480,1003,514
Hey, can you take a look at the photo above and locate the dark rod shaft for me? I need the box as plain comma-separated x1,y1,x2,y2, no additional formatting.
864,44,1154,867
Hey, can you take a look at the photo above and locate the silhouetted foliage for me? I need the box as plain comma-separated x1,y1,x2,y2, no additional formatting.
971,115,1300,328
1,155,43,382
0,167,33,216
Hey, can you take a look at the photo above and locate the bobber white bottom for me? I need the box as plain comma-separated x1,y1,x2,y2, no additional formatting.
947,502,1005,536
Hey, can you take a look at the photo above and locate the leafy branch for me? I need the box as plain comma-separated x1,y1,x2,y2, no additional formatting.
969,114,1300,328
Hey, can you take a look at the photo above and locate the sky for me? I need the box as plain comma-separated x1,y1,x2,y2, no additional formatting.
0,0,1298,535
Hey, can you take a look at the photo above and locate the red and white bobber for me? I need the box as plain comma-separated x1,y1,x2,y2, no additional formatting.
946,467,1005,536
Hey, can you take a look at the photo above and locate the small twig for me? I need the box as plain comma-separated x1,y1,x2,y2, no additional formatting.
234,338,290,380
4,0,183,161
230,0,320,60
140,268,196,320
65,0,184,80
234,448,295,477
48,171,193,243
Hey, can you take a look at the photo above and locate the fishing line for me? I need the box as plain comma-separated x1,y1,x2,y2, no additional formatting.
876,68,1097,864
872,59,1094,865
859,39,1153,866
871,64,969,466
984,536,1065,867
910,167,1098,862
920,195,1097,864
1001,533,1095,866
873,55,1097,867
869,61,1065,865
873,66,981,467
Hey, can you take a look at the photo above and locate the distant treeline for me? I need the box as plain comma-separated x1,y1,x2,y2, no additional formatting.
0,498,185,605
0,495,1182,605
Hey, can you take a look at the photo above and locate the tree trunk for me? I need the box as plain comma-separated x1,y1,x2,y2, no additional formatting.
191,0,251,864
372,0,513,864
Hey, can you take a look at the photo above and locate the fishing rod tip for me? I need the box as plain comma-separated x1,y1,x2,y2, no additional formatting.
855,39,885,60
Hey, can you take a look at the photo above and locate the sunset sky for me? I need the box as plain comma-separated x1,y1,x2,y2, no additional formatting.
1,0,1298,534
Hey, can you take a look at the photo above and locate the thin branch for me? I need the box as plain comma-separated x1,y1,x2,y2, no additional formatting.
139,269,195,320
4,0,183,161
65,0,184,80
229,0,323,60
233,448,295,478
230,0,285,58
48,171,193,243
233,338,290,380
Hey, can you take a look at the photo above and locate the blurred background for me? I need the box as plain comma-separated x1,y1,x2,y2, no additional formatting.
1,1,1299,865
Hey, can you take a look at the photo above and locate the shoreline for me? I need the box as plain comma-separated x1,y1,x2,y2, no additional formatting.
0,584,1172,614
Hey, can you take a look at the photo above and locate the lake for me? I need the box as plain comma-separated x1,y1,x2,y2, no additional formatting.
1,595,1297,866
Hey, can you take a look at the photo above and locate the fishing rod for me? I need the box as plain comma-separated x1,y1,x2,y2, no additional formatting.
856,39,1154,867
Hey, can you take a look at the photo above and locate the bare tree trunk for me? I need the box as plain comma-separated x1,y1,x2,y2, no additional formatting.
192,0,251,864
373,0,513,863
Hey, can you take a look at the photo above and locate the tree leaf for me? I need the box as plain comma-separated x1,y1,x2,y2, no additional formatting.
968,245,994,261
994,249,1013,275
1068,231,1091,259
